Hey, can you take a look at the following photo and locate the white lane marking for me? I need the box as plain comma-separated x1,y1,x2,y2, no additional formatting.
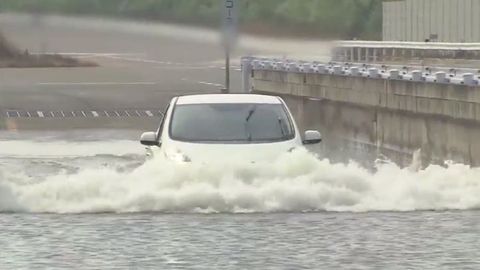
37,82,157,86
34,52,145,56
81,111,87,117
61,111,66,117
197,81,224,87
181,78,224,88
145,111,154,117
26,111,32,117
103,55,235,70
7,111,19,118
37,111,45,118
104,55,179,65
92,111,99,117
104,111,110,117
114,111,120,117
125,111,131,117
135,110,141,117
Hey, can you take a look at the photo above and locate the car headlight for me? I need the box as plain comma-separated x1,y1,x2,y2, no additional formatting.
164,150,191,163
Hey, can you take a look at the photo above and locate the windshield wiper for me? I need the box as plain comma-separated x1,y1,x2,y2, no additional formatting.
245,105,257,141
245,106,257,122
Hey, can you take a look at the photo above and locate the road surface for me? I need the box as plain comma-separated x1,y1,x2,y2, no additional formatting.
0,13,332,134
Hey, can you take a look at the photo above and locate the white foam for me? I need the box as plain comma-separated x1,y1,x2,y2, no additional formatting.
1,143,480,214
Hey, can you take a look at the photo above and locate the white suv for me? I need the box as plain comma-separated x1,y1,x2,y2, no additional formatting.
140,94,321,163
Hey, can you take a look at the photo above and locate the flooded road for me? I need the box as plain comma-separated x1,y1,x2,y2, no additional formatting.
1,135,480,269
1,14,480,269
1,211,479,269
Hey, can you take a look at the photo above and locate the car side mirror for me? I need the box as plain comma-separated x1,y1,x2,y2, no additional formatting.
140,132,159,146
303,130,322,144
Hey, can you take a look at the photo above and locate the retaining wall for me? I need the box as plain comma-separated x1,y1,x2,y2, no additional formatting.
251,68,480,166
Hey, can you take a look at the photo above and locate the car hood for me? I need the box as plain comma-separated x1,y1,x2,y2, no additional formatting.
159,140,302,164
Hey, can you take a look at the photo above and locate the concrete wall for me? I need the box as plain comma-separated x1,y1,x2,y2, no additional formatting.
383,0,480,42
252,70,480,166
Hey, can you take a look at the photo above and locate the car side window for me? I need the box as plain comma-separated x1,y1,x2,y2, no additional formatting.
156,104,170,142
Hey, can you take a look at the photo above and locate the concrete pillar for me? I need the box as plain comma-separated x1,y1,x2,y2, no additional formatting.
357,47,362,62
373,48,378,62
350,47,355,62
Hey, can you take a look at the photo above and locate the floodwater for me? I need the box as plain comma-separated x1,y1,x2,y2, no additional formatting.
1,136,480,269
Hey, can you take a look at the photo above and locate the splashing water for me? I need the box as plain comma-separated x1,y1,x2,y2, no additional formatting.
1,140,480,214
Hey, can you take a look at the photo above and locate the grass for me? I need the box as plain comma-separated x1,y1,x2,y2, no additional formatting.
0,32,97,68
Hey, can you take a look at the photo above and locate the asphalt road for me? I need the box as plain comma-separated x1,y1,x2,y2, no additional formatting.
0,14,331,134
0,14,246,132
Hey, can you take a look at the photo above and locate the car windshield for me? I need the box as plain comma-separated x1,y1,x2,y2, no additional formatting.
170,103,295,143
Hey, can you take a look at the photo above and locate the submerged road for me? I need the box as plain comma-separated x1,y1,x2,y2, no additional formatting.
0,14,243,132
0,14,331,133
1,15,480,270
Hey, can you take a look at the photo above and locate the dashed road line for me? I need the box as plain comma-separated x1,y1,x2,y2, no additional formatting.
7,111,19,118
37,82,157,86
2,109,163,119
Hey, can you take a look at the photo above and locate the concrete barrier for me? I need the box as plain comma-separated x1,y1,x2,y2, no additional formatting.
244,57,480,166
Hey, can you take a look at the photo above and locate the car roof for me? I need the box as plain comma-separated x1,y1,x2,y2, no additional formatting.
176,94,282,105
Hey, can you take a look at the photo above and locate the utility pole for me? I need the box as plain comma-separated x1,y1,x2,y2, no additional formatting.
222,0,238,93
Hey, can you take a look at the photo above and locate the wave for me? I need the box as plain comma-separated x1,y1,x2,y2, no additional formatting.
1,141,479,214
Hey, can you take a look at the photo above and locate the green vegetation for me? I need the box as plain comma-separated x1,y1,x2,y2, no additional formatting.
0,0,382,39
0,31,97,68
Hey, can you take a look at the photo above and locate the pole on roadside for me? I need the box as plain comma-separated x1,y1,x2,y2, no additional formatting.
222,0,238,93
241,56,253,93
225,42,230,93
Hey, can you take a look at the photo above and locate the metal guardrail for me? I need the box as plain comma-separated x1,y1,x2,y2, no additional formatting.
241,57,480,92
335,41,480,51
332,41,480,62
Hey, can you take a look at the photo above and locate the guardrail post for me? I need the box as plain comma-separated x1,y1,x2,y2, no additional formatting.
435,72,447,83
463,73,476,85
350,67,360,76
389,69,400,79
411,70,423,81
